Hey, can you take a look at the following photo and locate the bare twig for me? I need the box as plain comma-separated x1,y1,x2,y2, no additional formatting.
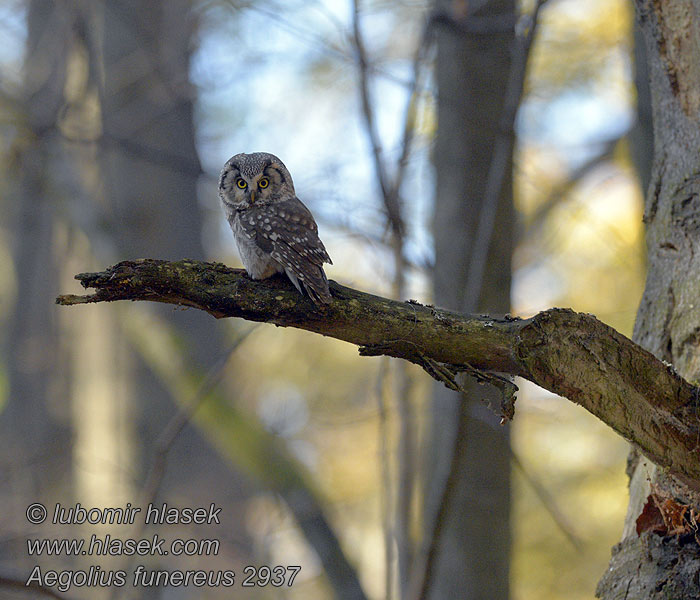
416,3,548,598
61,130,204,177
510,448,583,551
356,7,438,593
407,399,471,600
408,406,583,600
525,135,621,233
351,0,398,236
389,15,435,236
138,326,258,510
351,5,435,595
111,325,258,600
225,0,430,96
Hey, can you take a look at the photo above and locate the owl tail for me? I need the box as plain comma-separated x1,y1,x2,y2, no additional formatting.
284,268,332,306
304,277,333,306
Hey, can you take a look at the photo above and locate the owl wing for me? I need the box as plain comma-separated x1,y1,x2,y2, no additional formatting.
240,198,333,305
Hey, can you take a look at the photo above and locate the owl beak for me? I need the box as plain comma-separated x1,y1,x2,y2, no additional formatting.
250,190,256,203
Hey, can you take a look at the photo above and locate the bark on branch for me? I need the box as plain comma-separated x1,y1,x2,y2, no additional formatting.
57,259,700,487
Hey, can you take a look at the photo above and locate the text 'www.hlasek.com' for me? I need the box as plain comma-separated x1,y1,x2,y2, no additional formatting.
24,502,301,593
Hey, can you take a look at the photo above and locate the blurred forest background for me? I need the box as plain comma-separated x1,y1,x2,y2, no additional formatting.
0,0,648,599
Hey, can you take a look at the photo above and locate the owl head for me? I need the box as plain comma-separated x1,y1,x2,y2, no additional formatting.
218,152,295,211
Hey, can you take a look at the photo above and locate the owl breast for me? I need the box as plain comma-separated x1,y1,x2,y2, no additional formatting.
230,212,284,279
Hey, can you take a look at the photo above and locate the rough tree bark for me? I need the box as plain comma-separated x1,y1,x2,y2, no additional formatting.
57,260,700,487
596,1,700,597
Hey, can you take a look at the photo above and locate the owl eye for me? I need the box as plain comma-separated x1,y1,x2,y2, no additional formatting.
258,177,270,189
236,178,247,189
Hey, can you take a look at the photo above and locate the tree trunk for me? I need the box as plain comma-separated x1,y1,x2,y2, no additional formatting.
597,1,700,597
101,0,232,494
1,0,71,491
427,1,516,598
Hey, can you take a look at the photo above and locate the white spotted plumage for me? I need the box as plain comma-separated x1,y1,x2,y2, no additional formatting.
219,152,333,305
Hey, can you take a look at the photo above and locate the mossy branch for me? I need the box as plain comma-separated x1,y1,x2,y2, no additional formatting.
57,259,700,487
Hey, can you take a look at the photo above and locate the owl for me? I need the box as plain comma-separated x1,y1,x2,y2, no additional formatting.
218,152,333,305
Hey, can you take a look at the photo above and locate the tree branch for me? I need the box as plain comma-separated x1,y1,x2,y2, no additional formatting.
57,259,700,487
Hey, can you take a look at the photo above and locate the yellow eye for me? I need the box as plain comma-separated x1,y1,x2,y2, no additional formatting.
258,177,270,189
236,178,247,189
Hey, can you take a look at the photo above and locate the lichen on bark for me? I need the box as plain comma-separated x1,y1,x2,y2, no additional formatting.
58,258,700,487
